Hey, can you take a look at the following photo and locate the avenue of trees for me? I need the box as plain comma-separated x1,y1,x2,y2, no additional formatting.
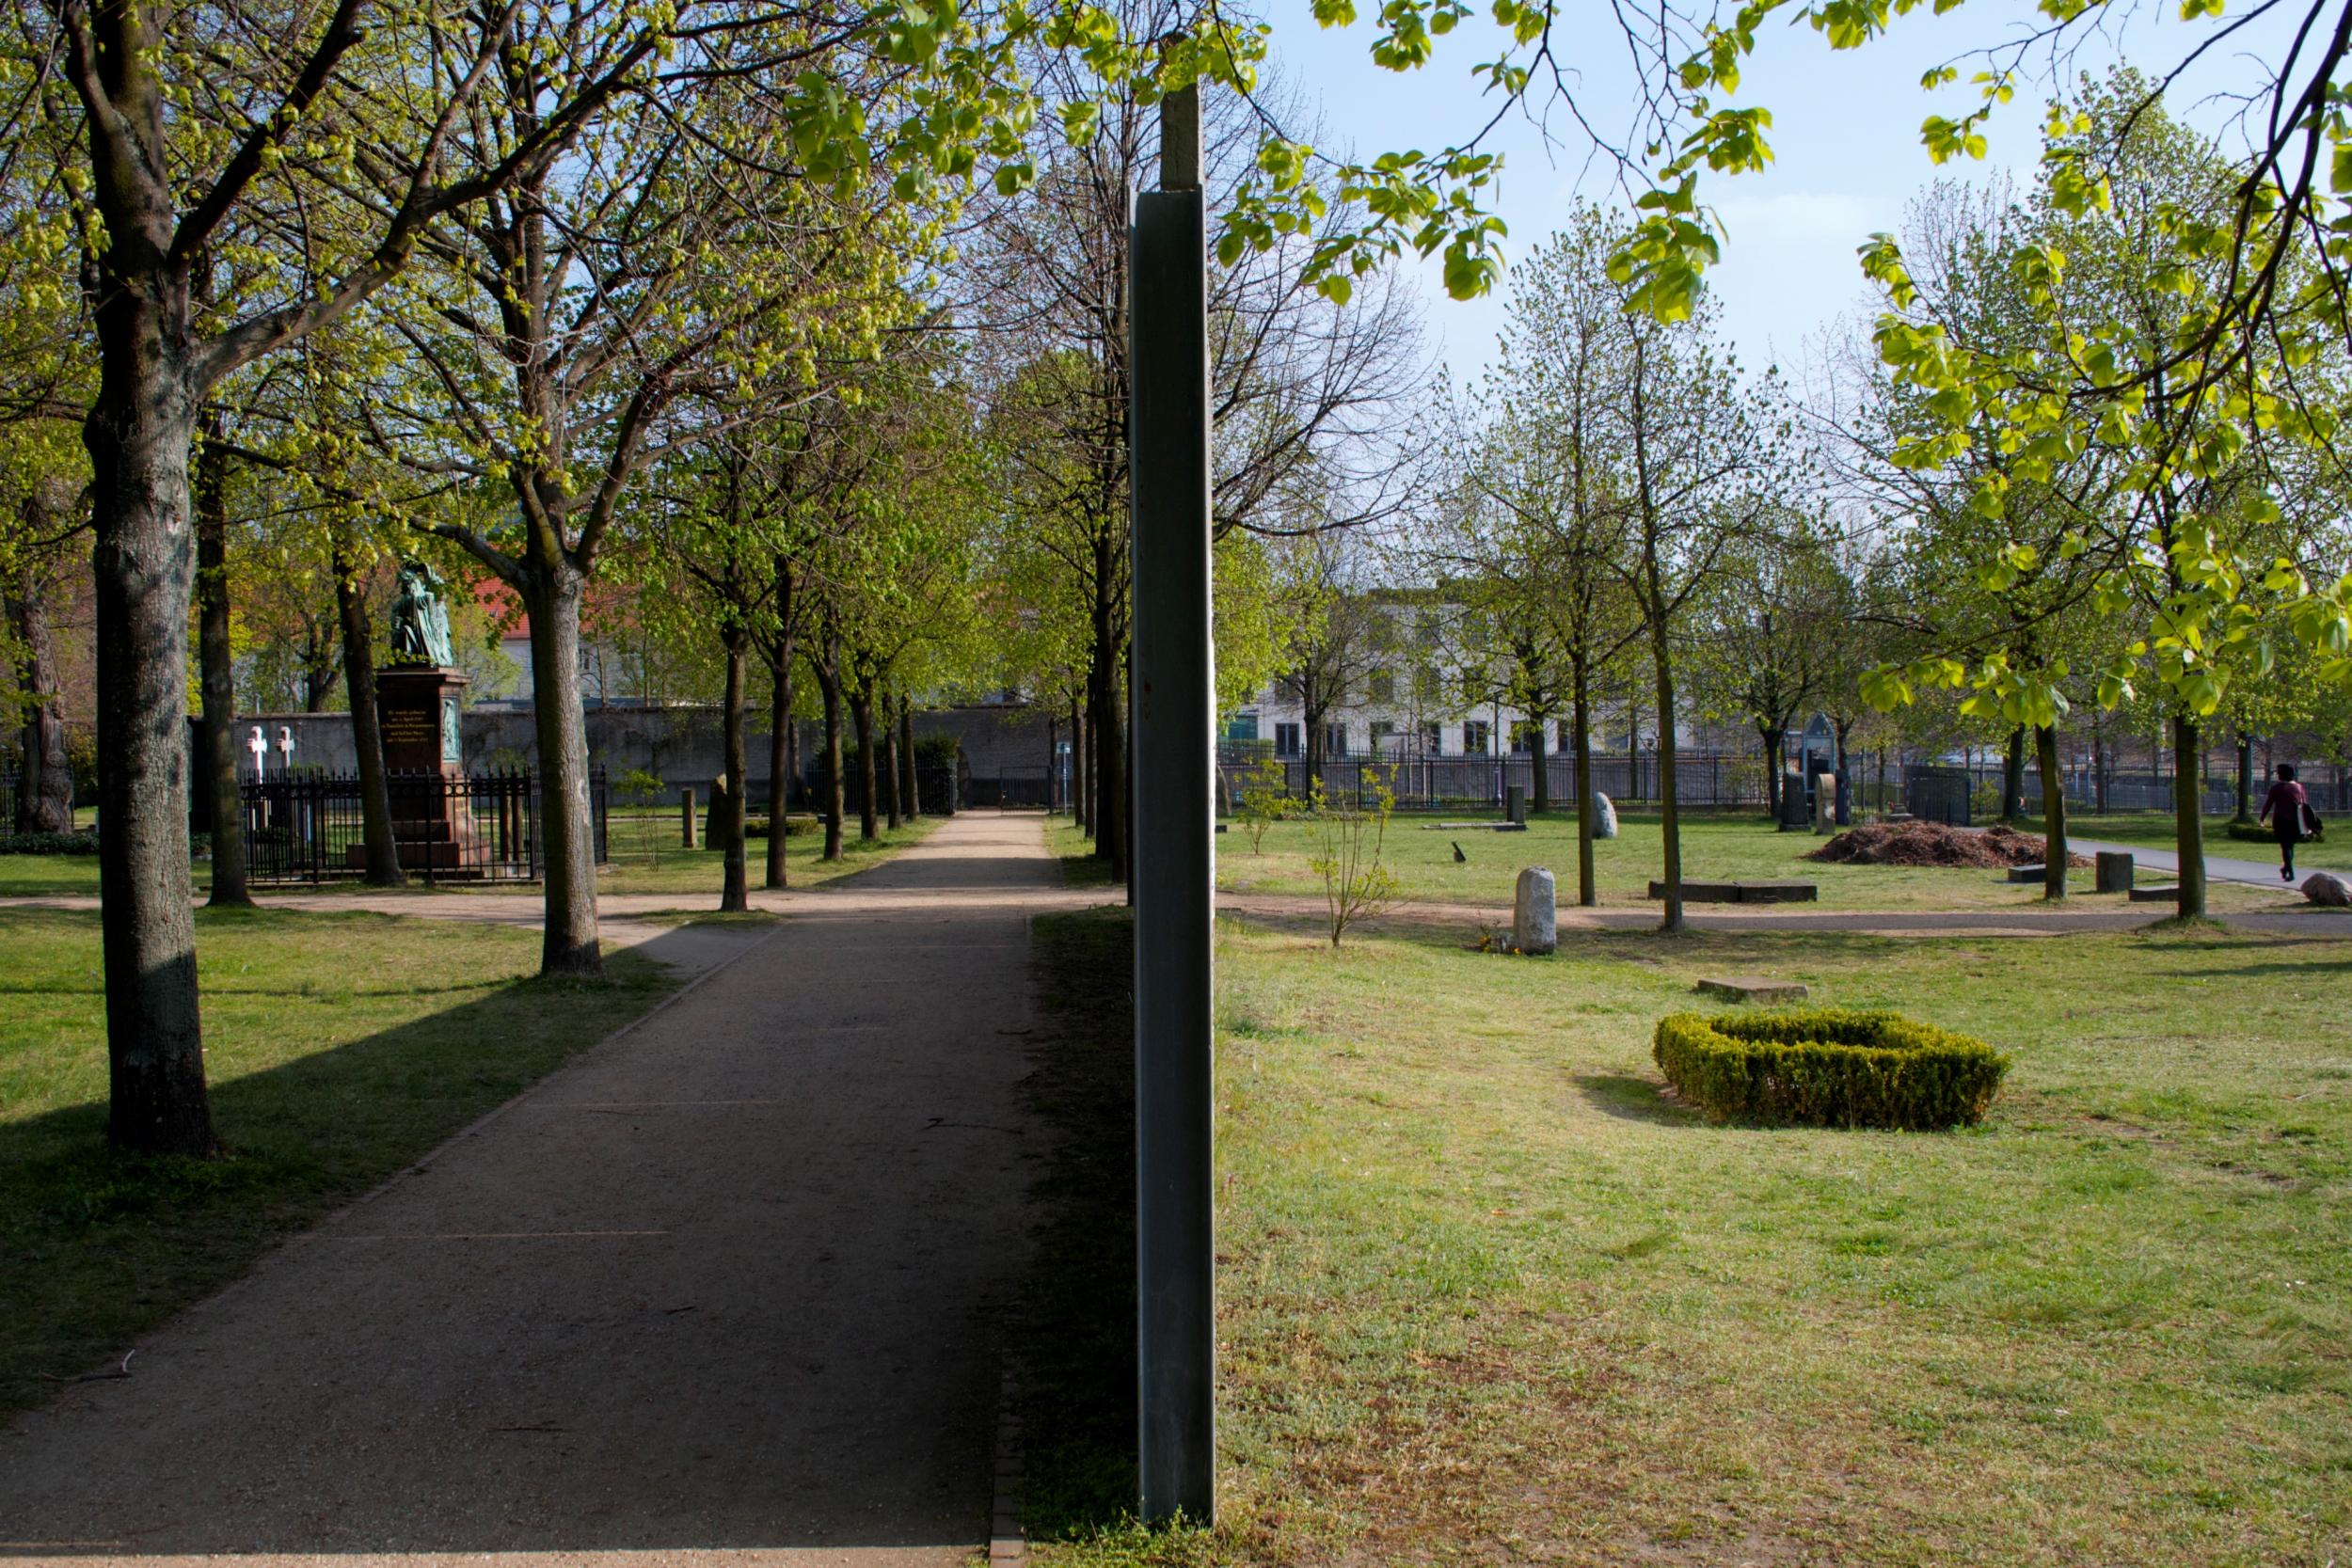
0,0,2346,1158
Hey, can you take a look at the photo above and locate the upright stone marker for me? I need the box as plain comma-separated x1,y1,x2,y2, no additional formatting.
1513,866,1557,955
1592,792,1617,839
2094,850,2132,894
1814,773,1836,835
681,787,699,849
1504,784,1527,826
1130,80,1216,1528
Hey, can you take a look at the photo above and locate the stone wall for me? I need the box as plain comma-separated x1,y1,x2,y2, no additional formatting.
229,701,1056,807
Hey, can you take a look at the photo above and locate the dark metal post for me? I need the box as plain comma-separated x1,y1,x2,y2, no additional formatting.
1131,78,1216,1527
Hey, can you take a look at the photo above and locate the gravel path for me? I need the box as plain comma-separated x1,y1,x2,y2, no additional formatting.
0,813,1068,1565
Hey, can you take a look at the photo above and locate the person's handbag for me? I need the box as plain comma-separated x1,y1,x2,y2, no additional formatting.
2302,800,2325,840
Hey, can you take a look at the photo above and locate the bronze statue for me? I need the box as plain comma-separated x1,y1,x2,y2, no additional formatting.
389,560,455,668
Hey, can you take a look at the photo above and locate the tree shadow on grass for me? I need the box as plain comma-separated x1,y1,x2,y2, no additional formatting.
1573,1072,1705,1127
1020,907,1141,1539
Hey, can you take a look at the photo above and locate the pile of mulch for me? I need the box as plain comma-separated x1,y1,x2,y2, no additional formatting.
1806,820,2090,869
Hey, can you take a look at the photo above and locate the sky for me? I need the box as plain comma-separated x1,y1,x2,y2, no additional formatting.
1252,0,2295,388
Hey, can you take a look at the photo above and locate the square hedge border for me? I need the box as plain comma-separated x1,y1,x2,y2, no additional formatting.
1654,1007,2010,1130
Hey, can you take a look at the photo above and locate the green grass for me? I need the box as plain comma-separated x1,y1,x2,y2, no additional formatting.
1023,911,2352,1565
2034,810,2352,872
1217,810,2298,913
0,906,674,1420
1049,818,1121,888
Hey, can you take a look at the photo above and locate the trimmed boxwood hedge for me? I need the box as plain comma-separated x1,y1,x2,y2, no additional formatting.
0,830,99,855
1653,1007,2009,1131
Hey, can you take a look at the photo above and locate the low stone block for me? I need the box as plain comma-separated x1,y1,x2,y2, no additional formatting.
2095,850,2134,894
1512,865,1557,955
1648,879,1820,904
2128,884,2182,903
1694,975,1811,1005
2300,871,2352,907
2006,863,2045,883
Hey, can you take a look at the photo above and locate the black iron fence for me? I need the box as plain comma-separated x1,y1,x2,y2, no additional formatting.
1216,750,1772,813
241,768,607,884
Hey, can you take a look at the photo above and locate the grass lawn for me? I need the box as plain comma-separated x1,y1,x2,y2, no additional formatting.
1024,909,2350,1565
1217,810,2298,913
0,815,939,904
1049,817,1122,887
2036,810,2352,873
0,906,673,1421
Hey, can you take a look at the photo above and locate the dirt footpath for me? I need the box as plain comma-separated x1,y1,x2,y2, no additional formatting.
0,814,1070,1566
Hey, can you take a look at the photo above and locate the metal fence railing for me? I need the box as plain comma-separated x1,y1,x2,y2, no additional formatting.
240,767,607,884
1215,750,1772,813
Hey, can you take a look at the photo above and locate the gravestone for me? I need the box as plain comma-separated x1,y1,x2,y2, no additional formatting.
1777,770,1811,832
1512,866,1557,955
1813,773,1837,835
2095,851,2133,894
681,786,699,849
1504,784,1527,826
1592,792,1617,838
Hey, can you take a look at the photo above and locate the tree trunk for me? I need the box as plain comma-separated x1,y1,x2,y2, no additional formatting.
898,693,918,819
302,614,340,712
1089,641,1127,877
194,422,252,906
522,567,600,973
85,320,215,1154
1073,693,1089,834
1760,730,1781,821
1528,713,1549,813
2003,725,2027,823
764,636,792,890
2037,723,2068,903
333,553,404,888
1572,657,1596,907
851,684,881,841
816,648,845,863
881,690,903,831
1653,636,1684,934
2172,713,2207,920
718,626,749,911
8,562,74,833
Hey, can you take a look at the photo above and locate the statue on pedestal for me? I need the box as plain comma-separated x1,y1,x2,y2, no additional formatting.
389,560,455,668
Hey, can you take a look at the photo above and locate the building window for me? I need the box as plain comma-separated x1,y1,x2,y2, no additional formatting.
1274,722,1301,757
1464,721,1490,755
1422,721,1444,754
1369,720,1398,755
1414,667,1438,702
1224,712,1260,742
1368,669,1394,704
1512,721,1542,754
1326,722,1350,758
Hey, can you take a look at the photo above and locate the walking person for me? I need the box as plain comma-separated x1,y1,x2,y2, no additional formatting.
2259,763,2310,882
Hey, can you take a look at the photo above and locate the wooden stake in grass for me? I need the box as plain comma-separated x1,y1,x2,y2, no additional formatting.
1310,768,1401,948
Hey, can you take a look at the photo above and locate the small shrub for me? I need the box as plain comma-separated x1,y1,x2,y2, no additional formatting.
1653,1007,2009,1130
740,814,818,840
0,830,100,855
1234,754,1295,854
1309,768,1399,948
2229,817,2321,844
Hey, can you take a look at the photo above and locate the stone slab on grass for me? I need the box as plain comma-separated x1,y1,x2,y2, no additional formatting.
2128,884,2183,903
2006,864,2046,883
1651,879,1820,904
1694,975,1811,1004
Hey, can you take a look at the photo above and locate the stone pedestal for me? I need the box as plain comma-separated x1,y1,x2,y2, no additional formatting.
2095,851,2133,894
1512,866,1557,956
362,665,475,871
1504,784,1527,826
